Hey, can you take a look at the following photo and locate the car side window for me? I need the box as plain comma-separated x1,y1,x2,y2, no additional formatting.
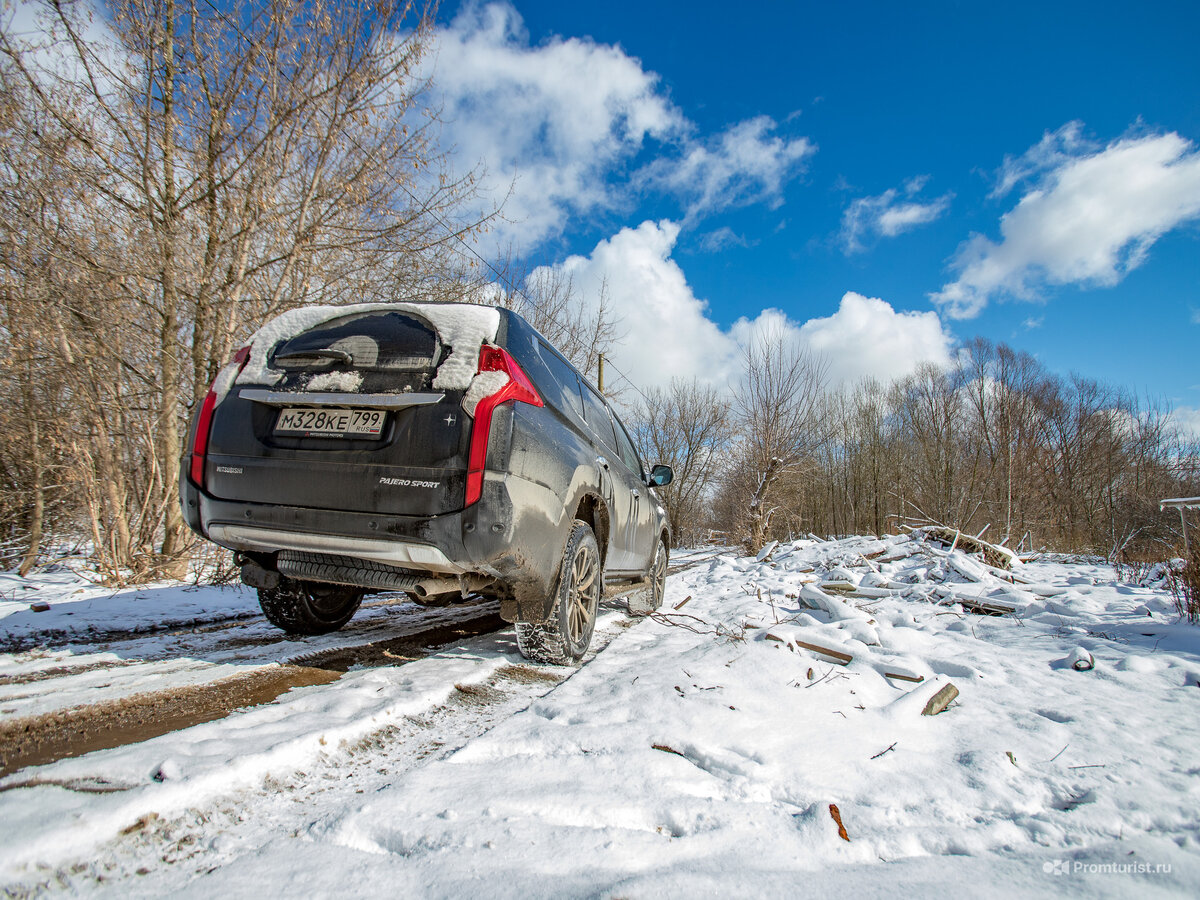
612,414,643,477
580,382,618,454
536,341,585,421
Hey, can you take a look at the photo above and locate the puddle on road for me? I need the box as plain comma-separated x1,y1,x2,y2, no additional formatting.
0,611,508,778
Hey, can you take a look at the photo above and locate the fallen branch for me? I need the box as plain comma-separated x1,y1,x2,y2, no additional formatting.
804,666,843,689
648,612,746,642
870,742,897,760
0,777,134,795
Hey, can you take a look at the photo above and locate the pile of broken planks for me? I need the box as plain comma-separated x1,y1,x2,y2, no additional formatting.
762,526,1068,619
753,528,1071,706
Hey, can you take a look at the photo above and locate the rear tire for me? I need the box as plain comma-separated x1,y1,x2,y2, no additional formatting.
258,579,363,635
515,520,601,665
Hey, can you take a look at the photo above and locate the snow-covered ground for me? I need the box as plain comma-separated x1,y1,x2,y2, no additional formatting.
2,534,1199,897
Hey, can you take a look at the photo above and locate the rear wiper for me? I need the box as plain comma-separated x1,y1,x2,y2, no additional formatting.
275,348,353,366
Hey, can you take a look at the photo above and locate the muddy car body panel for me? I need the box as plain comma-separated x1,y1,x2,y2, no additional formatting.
181,303,671,633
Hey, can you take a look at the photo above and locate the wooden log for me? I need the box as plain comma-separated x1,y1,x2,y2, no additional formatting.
820,581,858,594
943,595,1018,616
1068,647,1095,671
883,671,925,684
921,683,959,716
848,586,896,599
917,526,1017,570
764,633,854,664
793,639,853,664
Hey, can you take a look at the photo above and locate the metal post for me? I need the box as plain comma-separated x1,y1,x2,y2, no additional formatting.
1160,498,1199,555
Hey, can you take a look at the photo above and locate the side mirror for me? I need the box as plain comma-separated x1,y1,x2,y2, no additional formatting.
646,464,673,487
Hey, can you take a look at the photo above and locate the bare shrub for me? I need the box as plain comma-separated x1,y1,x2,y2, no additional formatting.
1165,544,1200,625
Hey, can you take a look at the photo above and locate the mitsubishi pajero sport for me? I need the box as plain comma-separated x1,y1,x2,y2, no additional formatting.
181,302,672,664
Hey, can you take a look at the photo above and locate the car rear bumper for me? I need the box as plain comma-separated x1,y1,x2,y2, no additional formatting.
182,472,568,622
205,523,467,574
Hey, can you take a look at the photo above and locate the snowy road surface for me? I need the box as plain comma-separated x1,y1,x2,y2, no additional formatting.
2,536,1199,897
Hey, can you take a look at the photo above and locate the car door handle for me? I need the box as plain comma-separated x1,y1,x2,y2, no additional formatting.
596,456,609,469
632,489,640,499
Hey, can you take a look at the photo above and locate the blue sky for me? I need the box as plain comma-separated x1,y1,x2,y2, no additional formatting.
425,0,1200,421
12,0,1197,413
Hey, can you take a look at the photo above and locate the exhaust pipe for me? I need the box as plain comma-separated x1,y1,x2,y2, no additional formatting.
410,574,493,601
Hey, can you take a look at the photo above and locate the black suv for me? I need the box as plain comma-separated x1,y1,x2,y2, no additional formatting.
181,302,672,664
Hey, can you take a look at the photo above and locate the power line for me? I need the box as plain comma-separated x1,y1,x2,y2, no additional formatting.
599,355,654,409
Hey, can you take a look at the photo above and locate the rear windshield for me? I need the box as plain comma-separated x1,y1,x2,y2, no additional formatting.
271,312,442,372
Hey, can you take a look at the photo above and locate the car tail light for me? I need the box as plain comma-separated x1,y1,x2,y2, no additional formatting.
189,346,251,489
465,345,543,507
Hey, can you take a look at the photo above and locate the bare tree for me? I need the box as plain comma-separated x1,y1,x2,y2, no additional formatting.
733,326,831,549
633,378,731,545
1,0,491,577
488,262,621,386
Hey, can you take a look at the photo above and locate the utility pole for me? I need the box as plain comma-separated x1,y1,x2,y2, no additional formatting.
598,353,605,395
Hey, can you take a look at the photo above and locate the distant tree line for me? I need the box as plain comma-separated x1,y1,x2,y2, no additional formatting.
636,334,1200,560
1,2,1195,580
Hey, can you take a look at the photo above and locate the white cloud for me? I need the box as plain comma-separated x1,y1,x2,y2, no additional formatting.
643,116,815,224
841,176,951,253
697,226,755,253
788,292,956,387
1022,316,1044,330
727,294,957,389
425,3,684,247
1171,406,1200,440
529,221,739,391
425,5,813,247
991,121,1093,198
933,127,1200,319
529,222,956,396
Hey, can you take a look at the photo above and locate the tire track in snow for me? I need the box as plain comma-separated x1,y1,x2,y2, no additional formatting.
4,611,641,895
0,609,507,777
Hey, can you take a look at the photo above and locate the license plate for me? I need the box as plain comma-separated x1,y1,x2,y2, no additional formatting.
274,407,385,437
